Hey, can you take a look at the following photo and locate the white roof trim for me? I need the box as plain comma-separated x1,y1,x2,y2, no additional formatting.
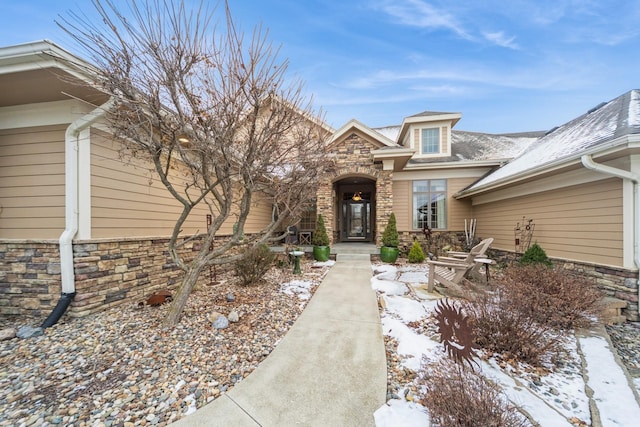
456,134,640,198
329,118,397,147
0,39,97,84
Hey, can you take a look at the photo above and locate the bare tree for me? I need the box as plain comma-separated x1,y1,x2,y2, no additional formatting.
58,0,331,326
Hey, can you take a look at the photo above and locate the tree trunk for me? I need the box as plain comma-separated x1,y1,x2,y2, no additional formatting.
164,261,206,327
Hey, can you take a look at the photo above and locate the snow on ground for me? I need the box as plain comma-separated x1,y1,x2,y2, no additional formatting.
371,264,640,427
578,335,640,425
279,280,315,300
374,397,430,427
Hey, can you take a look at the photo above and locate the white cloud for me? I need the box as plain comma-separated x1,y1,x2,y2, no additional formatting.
482,31,519,49
375,0,473,41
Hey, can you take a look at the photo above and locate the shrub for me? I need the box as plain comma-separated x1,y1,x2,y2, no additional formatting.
419,358,528,427
519,242,552,267
497,264,602,330
312,214,330,246
408,240,426,263
464,264,602,366
463,293,560,366
234,244,275,286
381,212,399,247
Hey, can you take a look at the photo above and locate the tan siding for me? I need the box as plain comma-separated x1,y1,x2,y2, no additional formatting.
243,192,273,233
447,178,474,229
392,180,411,231
0,125,66,239
91,132,217,238
91,131,271,238
472,178,623,267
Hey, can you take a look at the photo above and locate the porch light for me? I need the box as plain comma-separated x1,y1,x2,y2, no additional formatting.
352,192,362,201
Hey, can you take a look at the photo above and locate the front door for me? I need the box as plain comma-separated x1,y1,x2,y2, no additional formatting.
344,200,370,240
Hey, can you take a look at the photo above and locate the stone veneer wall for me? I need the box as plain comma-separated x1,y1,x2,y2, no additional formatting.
398,231,465,257
0,236,208,319
490,249,639,321
316,132,393,244
0,241,62,317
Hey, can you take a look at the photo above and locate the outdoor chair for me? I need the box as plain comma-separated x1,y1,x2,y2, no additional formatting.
439,237,494,275
426,238,494,292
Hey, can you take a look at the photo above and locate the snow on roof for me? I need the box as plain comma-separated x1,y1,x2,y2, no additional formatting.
370,125,538,164
373,125,400,141
450,130,540,161
467,89,640,191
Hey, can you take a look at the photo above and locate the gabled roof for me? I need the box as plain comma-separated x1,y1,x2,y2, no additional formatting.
458,89,640,196
371,125,538,166
329,118,398,147
397,110,462,143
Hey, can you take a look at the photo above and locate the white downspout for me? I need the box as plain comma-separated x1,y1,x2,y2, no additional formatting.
59,99,114,294
581,154,640,317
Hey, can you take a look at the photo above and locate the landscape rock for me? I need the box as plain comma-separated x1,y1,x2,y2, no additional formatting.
16,326,44,339
226,293,235,302
228,311,239,323
0,327,17,341
210,312,229,329
0,259,331,425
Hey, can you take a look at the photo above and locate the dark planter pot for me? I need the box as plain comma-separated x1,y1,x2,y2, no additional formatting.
380,246,399,263
313,245,331,262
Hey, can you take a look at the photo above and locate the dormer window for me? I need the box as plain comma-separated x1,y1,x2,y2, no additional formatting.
398,111,460,158
421,128,440,154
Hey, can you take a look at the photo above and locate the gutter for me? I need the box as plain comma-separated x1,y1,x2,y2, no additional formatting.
581,154,640,318
456,135,638,199
42,98,114,328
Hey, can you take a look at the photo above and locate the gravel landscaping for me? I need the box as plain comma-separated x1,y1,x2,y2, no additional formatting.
0,261,330,427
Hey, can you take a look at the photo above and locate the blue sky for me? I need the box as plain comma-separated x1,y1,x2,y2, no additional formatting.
1,0,639,133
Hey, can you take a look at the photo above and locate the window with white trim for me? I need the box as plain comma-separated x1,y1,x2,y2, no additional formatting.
413,179,447,229
421,128,440,154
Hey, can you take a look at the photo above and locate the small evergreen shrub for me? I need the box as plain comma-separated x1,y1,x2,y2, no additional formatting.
381,212,399,247
312,214,330,246
234,244,275,286
408,240,426,263
519,242,553,267
419,358,528,427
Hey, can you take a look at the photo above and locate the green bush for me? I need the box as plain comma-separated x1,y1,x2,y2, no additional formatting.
312,214,330,246
381,212,399,247
519,242,552,267
234,244,275,286
408,240,426,263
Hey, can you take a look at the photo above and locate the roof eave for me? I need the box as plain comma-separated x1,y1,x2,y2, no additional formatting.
398,113,462,142
404,159,506,171
330,118,396,147
0,40,97,82
455,134,640,199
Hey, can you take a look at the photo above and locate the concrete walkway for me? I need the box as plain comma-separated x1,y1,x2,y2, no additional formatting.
173,253,387,426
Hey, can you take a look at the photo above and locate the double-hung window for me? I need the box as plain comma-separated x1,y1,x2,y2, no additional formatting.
413,180,447,229
421,128,440,154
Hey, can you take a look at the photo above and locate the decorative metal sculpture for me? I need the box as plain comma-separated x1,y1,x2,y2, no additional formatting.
514,216,535,253
434,299,478,368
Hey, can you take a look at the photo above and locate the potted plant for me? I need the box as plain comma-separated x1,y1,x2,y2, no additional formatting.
312,214,330,262
380,212,399,263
